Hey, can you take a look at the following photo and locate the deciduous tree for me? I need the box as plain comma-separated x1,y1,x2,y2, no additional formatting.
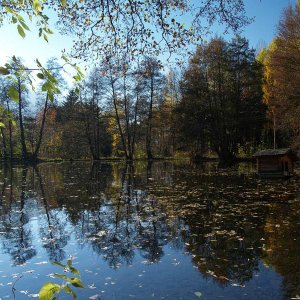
260,1,300,149
179,36,265,163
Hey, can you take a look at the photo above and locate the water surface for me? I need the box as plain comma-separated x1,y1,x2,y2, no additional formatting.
0,161,299,299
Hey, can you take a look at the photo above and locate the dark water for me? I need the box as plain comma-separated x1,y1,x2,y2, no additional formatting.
0,161,299,300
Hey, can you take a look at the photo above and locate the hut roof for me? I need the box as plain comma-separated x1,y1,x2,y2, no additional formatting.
253,148,297,159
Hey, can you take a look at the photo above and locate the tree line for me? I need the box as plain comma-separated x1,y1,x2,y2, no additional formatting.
0,1,299,164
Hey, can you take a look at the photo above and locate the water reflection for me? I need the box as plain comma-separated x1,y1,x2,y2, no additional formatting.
35,166,69,262
0,161,299,299
0,167,36,265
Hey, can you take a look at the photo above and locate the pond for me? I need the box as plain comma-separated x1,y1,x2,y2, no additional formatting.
0,161,299,300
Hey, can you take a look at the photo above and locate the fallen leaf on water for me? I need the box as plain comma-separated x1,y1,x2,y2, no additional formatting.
217,276,229,281
89,295,101,300
195,291,202,297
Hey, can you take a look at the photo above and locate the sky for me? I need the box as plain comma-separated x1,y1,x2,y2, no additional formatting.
0,0,296,79
242,0,295,49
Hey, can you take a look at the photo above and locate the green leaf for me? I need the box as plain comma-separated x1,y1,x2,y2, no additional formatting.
33,0,42,12
43,34,49,42
42,82,51,92
61,54,69,62
17,25,26,38
195,291,202,298
37,73,45,79
69,266,80,275
52,261,66,268
0,67,10,75
20,20,30,31
12,16,18,24
4,7,14,14
67,259,72,267
73,75,80,81
48,92,54,101
17,14,24,22
36,59,42,68
61,0,67,7
74,87,80,95
54,273,67,279
0,122,5,128
63,286,77,299
44,28,54,34
76,66,84,77
39,282,60,300
68,278,84,288
7,86,19,102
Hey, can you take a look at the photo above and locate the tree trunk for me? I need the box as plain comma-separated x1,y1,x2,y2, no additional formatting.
18,77,28,161
82,102,99,160
6,100,13,161
123,76,133,160
217,146,236,167
110,74,129,160
131,91,139,160
146,76,154,160
0,127,8,160
32,94,49,160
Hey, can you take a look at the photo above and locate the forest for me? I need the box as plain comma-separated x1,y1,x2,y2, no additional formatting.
0,2,300,300
0,0,299,164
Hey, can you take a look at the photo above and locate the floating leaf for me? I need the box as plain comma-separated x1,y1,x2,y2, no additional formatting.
195,291,202,298
89,295,101,300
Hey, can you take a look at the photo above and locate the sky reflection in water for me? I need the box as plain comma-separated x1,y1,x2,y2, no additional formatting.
0,161,299,299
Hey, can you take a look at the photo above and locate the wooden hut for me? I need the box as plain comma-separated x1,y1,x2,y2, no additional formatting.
253,148,298,178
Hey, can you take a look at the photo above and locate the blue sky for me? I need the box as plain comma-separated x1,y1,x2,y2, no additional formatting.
242,0,295,49
0,0,296,72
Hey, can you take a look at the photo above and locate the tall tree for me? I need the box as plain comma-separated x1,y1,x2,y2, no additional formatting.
106,59,142,160
31,58,64,161
260,1,300,149
81,68,108,160
179,37,265,163
58,90,89,159
0,77,17,161
4,57,30,161
139,58,165,160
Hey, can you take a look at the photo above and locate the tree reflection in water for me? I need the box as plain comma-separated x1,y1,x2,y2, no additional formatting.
0,161,299,299
35,166,70,262
0,167,36,265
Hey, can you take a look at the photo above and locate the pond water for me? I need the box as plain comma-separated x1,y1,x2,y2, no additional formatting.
0,161,299,300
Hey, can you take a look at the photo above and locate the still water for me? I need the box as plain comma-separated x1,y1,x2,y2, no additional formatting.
0,161,299,300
